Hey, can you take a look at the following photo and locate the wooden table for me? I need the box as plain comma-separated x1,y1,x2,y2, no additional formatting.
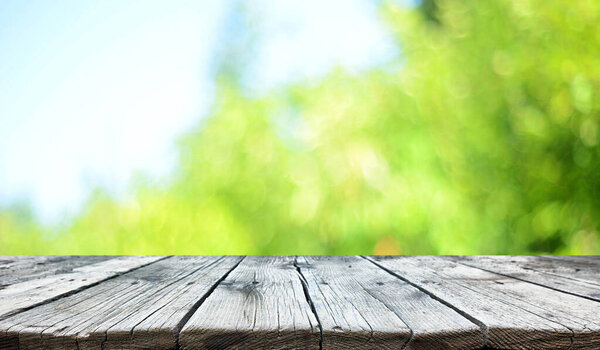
0,256,599,349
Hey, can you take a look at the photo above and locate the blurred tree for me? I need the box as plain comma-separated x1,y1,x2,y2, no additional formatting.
380,0,600,253
1,0,599,254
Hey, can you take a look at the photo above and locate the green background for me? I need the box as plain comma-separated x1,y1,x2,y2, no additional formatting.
2,0,600,254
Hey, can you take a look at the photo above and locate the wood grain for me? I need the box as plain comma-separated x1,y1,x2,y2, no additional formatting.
536,255,600,284
369,256,600,349
297,256,483,349
1,255,599,349
0,256,241,350
0,255,163,319
449,255,600,302
179,256,320,350
0,256,110,287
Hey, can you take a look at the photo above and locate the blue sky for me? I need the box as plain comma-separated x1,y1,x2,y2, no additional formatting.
0,0,398,223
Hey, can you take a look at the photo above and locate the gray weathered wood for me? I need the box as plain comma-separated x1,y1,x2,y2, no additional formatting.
1,255,599,349
449,255,600,302
0,256,163,319
179,256,320,350
536,255,600,284
369,256,600,349
545,255,600,263
0,256,241,350
0,256,110,288
297,256,483,349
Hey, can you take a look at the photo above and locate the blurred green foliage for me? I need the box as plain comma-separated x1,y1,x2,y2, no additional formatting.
2,0,600,254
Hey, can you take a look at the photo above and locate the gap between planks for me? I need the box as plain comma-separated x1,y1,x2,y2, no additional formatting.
368,256,600,349
1,256,486,350
447,256,600,303
7,256,595,349
363,256,491,346
0,256,170,321
173,256,246,349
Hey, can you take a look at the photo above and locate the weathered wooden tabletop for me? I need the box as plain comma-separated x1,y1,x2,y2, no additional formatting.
0,256,599,349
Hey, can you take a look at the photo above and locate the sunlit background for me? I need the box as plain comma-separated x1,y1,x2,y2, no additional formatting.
1,0,599,254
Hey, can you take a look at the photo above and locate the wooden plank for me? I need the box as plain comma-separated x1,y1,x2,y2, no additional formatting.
296,256,483,349
0,255,163,319
449,256,600,301
179,256,320,350
538,256,600,284
546,255,600,263
0,256,111,288
1,255,599,349
0,256,242,350
369,256,600,350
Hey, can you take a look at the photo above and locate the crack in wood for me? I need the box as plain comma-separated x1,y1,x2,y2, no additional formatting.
2,256,600,349
294,257,323,350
